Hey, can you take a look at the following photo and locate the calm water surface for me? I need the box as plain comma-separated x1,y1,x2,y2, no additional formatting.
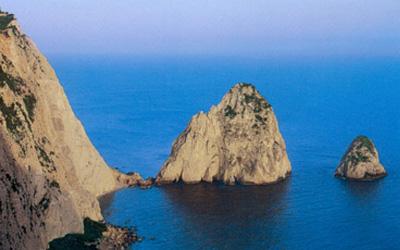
50,55,400,249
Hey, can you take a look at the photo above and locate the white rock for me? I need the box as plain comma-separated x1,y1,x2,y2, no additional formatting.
156,83,291,185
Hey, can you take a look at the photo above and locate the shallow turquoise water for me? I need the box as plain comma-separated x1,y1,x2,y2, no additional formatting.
51,55,400,249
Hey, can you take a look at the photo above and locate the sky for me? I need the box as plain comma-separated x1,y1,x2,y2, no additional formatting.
1,0,399,57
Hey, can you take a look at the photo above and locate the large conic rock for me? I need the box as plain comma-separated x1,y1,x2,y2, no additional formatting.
156,83,291,185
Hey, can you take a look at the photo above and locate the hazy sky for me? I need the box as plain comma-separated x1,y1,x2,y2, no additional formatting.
2,0,399,57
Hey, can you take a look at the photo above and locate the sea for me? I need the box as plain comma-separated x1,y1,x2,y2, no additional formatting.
50,55,400,250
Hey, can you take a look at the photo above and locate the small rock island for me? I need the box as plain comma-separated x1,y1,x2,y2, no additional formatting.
156,83,291,185
335,136,386,180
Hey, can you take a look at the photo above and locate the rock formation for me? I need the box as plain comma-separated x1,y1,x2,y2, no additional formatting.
0,11,141,249
48,218,138,250
335,136,386,180
156,83,291,185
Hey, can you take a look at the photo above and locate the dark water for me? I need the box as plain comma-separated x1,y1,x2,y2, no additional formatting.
50,55,400,249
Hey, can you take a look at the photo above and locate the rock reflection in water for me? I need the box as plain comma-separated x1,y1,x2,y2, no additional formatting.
99,180,290,249
160,180,290,249
339,179,383,202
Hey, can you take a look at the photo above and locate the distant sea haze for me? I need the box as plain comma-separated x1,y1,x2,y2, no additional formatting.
53,55,400,249
6,1,399,57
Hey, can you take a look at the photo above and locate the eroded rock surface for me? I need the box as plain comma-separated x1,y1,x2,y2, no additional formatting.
156,83,291,185
0,11,141,250
335,136,386,180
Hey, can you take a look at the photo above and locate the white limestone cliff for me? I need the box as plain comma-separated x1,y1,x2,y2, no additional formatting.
0,12,141,250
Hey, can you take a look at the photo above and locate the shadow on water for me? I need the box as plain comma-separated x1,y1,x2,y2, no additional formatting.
159,179,291,249
99,192,117,218
338,178,384,202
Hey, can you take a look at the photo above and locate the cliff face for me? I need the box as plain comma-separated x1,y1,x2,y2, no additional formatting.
156,83,291,185
0,12,140,249
335,136,386,180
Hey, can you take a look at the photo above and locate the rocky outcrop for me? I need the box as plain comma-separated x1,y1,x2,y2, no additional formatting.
137,177,154,188
0,11,141,250
156,83,291,185
335,136,386,180
48,218,138,250
98,224,138,250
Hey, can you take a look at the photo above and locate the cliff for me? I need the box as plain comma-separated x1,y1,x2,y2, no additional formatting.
335,136,386,180
156,83,291,185
0,11,141,249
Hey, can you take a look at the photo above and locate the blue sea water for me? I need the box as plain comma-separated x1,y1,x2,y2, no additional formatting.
50,55,400,250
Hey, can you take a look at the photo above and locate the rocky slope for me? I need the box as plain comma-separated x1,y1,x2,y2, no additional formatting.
0,11,141,250
156,83,291,185
335,136,386,180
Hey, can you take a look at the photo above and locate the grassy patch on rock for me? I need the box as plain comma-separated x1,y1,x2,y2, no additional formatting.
355,135,374,153
23,93,36,121
243,93,272,113
348,152,369,165
35,143,56,172
224,105,237,118
0,96,23,138
0,68,25,94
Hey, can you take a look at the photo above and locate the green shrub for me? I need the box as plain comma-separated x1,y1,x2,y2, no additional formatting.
224,105,237,118
0,14,14,30
0,67,24,94
243,93,272,113
0,96,23,137
348,152,369,165
355,136,374,153
35,143,56,172
23,94,37,121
